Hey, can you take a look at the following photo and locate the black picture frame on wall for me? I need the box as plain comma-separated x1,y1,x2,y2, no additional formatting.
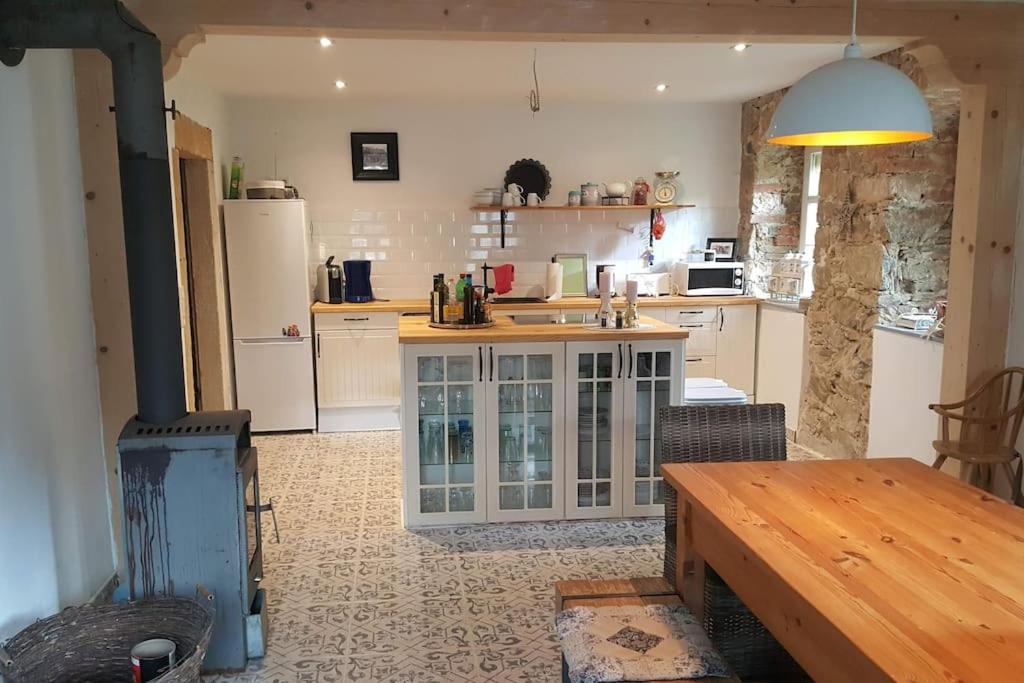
706,238,738,262
350,132,399,181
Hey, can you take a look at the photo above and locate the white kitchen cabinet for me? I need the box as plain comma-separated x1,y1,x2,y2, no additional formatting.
564,338,684,519
315,312,401,431
565,342,624,519
402,343,488,526
485,343,565,522
715,304,757,394
622,341,683,517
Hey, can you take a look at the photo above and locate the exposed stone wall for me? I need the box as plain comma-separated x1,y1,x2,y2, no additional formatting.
737,90,805,296
796,50,959,458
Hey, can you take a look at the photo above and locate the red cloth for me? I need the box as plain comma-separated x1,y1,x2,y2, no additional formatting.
493,263,515,295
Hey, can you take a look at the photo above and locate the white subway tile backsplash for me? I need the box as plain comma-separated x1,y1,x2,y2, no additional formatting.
311,206,737,298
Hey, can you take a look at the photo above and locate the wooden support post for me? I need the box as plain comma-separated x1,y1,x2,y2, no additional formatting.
942,84,1024,408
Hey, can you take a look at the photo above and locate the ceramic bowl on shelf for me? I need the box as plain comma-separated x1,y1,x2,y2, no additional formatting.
474,190,496,206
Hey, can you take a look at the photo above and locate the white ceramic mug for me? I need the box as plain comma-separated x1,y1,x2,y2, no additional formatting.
526,192,541,207
507,183,525,205
502,192,515,207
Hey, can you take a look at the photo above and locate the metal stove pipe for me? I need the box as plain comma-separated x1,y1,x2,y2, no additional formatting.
1,0,186,424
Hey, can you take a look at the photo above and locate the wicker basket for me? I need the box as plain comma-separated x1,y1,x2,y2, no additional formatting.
0,594,214,683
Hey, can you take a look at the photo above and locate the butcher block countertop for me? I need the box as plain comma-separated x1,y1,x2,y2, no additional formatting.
399,314,688,344
312,295,759,314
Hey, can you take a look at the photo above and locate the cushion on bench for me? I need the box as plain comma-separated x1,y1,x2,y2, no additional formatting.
556,603,733,683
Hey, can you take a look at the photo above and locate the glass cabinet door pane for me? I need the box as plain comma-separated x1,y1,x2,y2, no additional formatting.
596,441,612,479
526,383,552,412
499,485,525,510
527,355,553,380
498,355,524,381
636,351,653,378
447,384,473,417
635,481,651,506
419,416,445,466
595,481,612,507
578,440,593,479
528,483,552,509
577,482,593,507
418,385,444,416
449,487,474,512
418,356,444,382
447,355,474,382
578,353,594,379
420,488,445,513
655,351,671,377
499,383,524,413
595,382,613,442
596,353,614,378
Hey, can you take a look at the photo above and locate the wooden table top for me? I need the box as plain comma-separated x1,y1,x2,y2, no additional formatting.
399,314,688,344
661,458,1024,682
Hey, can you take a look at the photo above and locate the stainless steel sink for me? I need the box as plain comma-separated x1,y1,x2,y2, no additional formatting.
510,313,596,325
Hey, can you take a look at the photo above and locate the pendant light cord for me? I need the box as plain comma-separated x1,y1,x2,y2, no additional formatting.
850,0,858,46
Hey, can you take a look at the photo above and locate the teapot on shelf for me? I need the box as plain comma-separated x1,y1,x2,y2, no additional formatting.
601,181,632,198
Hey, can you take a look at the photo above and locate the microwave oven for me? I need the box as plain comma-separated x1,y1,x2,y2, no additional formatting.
671,261,744,296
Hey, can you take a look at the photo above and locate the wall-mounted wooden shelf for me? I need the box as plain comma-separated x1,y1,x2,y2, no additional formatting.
470,204,696,247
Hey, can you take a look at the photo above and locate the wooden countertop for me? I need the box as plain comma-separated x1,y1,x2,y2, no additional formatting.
313,295,759,314
662,458,1024,682
399,314,688,344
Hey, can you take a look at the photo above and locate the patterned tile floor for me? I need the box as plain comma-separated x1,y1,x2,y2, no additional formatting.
205,431,664,682
206,431,823,683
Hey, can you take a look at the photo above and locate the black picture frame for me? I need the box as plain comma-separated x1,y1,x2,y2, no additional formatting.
350,132,399,181
706,238,738,262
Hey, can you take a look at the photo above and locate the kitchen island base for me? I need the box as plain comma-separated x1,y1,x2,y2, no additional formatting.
400,315,686,527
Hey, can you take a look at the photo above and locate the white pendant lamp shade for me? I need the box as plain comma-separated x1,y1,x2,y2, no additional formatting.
767,1,933,146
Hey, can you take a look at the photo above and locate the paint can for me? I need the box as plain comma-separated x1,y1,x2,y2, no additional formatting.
131,638,177,682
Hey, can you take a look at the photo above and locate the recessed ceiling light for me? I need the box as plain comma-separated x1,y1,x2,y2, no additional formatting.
732,43,750,52
334,80,346,89
655,83,668,92
319,36,333,47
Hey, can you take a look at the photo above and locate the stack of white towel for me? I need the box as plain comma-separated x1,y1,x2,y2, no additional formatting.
683,377,748,405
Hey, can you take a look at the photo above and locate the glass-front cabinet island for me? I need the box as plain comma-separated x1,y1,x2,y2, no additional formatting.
400,314,687,526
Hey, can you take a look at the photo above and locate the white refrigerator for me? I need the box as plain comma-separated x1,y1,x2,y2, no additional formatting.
223,199,316,431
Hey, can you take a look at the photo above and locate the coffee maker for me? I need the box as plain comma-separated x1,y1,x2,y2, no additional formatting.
316,256,344,304
343,259,374,303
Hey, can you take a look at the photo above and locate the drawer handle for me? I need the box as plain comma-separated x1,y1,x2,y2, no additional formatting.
343,317,370,322
686,358,704,363
678,310,704,315
678,324,703,328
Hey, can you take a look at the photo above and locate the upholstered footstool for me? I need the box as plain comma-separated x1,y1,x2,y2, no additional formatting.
554,579,739,683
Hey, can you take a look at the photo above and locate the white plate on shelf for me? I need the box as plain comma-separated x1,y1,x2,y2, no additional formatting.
582,323,655,331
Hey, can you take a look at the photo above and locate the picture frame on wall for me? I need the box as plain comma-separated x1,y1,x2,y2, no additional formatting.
350,132,399,181
706,238,738,262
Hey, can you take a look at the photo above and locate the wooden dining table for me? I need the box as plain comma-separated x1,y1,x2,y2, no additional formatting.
661,457,1024,683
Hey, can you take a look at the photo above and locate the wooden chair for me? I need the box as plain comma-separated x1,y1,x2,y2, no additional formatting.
554,578,740,683
659,404,807,681
930,367,1024,504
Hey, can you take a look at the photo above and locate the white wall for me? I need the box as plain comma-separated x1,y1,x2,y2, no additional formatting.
867,328,944,463
224,98,741,299
0,51,115,640
755,305,807,434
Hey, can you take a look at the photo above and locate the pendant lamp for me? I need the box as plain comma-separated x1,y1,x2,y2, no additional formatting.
766,0,933,146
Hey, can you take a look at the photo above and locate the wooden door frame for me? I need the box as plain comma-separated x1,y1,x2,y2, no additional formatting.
172,113,233,411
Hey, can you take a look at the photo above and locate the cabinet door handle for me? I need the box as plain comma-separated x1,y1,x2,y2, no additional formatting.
489,346,494,382
316,333,321,358
627,343,633,379
478,346,483,382
679,323,703,328
719,307,724,332
679,310,703,315
343,317,370,322
617,343,623,379
686,357,703,363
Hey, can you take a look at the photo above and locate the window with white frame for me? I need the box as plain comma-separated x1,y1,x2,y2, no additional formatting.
799,147,823,296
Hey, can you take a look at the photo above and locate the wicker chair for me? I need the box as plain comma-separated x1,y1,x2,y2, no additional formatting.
659,403,806,680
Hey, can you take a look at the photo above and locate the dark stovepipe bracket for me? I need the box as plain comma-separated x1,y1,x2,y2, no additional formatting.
0,47,25,66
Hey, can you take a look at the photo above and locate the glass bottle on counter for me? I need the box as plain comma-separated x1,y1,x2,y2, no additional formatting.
446,278,457,321
429,274,441,323
462,274,474,324
435,274,448,324
455,273,467,302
